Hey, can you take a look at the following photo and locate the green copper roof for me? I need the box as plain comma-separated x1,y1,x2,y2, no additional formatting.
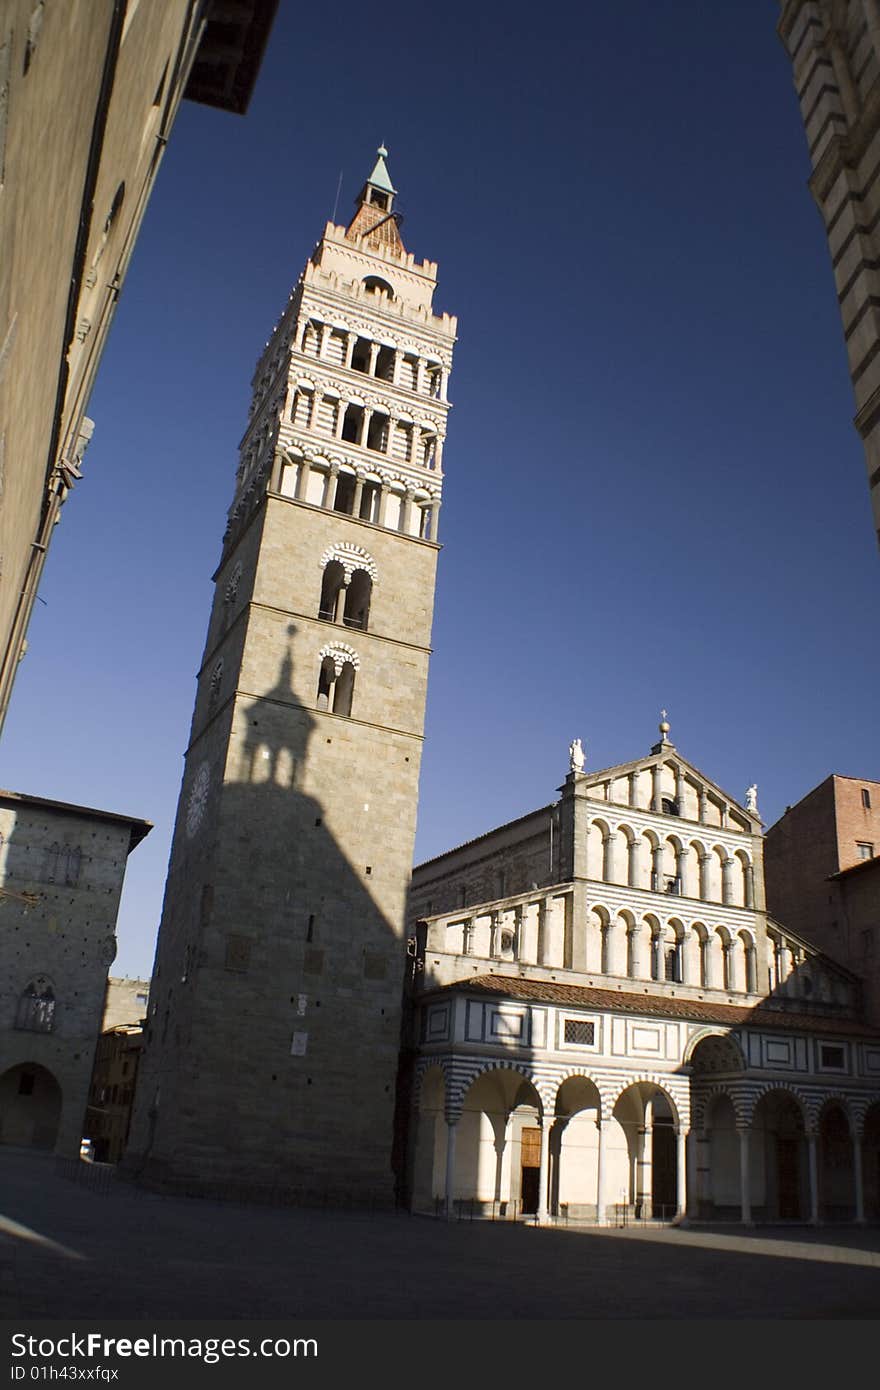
367,144,396,195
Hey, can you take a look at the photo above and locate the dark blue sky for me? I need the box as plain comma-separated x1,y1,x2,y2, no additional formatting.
4,1,879,977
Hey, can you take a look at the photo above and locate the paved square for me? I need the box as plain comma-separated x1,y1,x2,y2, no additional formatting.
1,1152,879,1319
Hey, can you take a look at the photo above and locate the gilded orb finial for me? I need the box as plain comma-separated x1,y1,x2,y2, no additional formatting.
658,709,670,742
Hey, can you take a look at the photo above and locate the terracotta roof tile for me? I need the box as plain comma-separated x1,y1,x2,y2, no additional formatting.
431,974,880,1038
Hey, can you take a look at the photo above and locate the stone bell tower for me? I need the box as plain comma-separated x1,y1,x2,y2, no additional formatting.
126,148,456,1202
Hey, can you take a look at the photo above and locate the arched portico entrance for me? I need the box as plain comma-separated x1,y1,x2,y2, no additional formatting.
0,1063,62,1150
613,1081,681,1220
444,1067,545,1218
751,1089,808,1221
551,1076,622,1221
818,1101,855,1222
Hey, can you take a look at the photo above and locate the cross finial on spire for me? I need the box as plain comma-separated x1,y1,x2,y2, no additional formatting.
658,710,670,743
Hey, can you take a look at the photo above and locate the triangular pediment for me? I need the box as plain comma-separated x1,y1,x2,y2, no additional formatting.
572,745,761,830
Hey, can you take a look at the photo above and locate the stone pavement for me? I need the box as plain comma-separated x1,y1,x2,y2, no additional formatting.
1,1150,880,1319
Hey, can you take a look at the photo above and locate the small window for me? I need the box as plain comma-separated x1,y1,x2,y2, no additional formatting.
862,788,872,810
564,1019,595,1045
661,797,680,816
820,1044,845,1070
857,842,874,860
15,978,55,1032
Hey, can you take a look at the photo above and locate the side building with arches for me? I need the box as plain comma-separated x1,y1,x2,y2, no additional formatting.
0,790,150,1156
406,724,880,1224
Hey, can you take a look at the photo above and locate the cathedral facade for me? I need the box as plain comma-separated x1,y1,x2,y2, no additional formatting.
126,150,455,1202
406,726,880,1222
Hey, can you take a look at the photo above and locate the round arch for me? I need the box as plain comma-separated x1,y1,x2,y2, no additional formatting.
0,1063,62,1150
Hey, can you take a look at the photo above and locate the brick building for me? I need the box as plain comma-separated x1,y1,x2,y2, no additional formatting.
765,774,880,1020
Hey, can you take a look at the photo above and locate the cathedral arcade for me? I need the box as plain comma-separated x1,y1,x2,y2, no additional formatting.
406,727,880,1223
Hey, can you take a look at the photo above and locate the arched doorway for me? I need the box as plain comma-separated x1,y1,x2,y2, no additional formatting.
552,1075,621,1220
703,1092,740,1220
454,1068,543,1217
613,1082,680,1220
751,1090,807,1221
0,1063,62,1150
818,1102,855,1222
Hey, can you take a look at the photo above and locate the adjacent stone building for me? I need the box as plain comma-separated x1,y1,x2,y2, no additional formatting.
405,727,880,1223
777,0,880,551
765,773,880,1021
125,149,456,1203
0,790,150,1155
0,0,277,732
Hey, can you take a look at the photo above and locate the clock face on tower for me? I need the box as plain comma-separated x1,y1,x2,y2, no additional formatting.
186,761,210,838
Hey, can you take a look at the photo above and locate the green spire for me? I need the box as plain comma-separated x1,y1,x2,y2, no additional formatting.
367,144,396,196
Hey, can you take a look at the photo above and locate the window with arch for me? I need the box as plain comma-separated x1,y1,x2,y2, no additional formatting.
363,275,393,299
318,550,375,632
316,645,359,717
15,977,55,1033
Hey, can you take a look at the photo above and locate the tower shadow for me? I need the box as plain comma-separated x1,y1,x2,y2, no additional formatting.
126,628,415,1207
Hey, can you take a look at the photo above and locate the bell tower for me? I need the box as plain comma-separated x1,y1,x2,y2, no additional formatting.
127,149,456,1202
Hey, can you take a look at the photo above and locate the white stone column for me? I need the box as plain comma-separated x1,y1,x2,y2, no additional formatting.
333,577,348,624
489,911,501,958
537,1120,550,1223
595,1118,606,1225
391,348,401,386
698,788,709,824
651,764,663,812
721,857,735,906
513,905,524,961
627,837,641,888
674,766,685,812
698,852,711,900
681,930,699,985
686,1127,701,1218
628,771,639,808
602,831,618,883
359,407,372,449
344,332,355,369
352,474,364,518
444,1119,458,1218
321,463,338,509
377,482,390,527
652,844,664,893
315,323,327,358
854,1128,866,1224
461,917,474,957
778,940,793,991
429,496,441,540
400,489,414,535
637,1116,652,1217
334,399,346,438
676,1128,687,1220
294,456,310,502
368,341,380,375
538,898,552,967
738,1126,752,1224
678,845,692,897
415,357,426,395
808,1132,819,1225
